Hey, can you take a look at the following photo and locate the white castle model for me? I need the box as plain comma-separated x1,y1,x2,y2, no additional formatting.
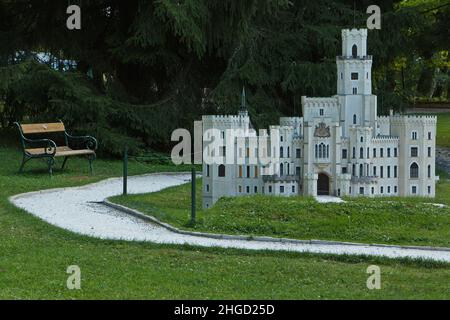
202,29,438,209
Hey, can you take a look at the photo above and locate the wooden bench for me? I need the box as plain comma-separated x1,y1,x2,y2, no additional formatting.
15,121,97,175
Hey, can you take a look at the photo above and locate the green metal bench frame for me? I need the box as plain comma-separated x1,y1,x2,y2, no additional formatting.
15,121,98,175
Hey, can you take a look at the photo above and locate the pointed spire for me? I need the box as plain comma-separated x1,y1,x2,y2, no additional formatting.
240,86,246,111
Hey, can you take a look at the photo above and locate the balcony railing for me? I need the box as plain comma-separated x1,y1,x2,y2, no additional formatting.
337,55,373,60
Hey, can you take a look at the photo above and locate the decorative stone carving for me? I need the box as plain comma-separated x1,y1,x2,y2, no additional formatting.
314,122,331,137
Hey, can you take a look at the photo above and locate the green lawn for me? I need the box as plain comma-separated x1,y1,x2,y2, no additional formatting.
111,178,450,248
0,140,449,299
435,113,449,148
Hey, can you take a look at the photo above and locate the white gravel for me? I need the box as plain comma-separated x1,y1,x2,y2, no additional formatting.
9,173,450,262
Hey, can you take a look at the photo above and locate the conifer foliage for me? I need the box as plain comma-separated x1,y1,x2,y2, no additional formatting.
0,0,448,155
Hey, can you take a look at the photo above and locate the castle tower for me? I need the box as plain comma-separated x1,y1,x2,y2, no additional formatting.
336,29,377,137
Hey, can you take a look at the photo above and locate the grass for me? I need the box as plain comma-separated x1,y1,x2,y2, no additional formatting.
111,178,450,248
0,134,449,299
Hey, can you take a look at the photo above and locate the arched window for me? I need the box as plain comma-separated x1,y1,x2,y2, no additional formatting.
280,147,284,158
326,145,329,158
360,147,364,159
218,164,226,177
410,163,419,179
428,165,431,178
315,145,318,158
352,44,358,57
359,164,363,177
353,114,357,125
286,163,290,175
280,163,284,176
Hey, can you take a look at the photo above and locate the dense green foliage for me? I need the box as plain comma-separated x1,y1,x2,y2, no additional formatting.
111,177,450,247
0,145,449,299
0,0,449,155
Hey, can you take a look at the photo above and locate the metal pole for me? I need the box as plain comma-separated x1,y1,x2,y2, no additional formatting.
123,145,128,196
191,166,196,224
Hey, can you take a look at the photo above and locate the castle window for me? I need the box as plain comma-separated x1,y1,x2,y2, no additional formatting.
351,72,359,80
341,73,343,79
360,136,363,143
246,165,251,178
352,164,356,176
280,186,285,193
412,186,417,194
428,147,431,157
380,166,384,178
387,148,391,157
428,165,431,178
428,132,432,140
367,72,369,79
387,166,391,178
238,185,242,193
371,187,374,194
359,187,364,195
281,136,284,142
352,87,358,95
373,166,377,176
280,147,284,158
218,164,226,177
342,167,347,174
359,147,364,159
287,147,290,158
352,147,356,158
394,148,398,157
292,186,295,193
410,163,419,179
373,148,377,157
254,186,258,193
206,165,210,177
388,186,391,194
296,148,301,158
246,186,250,194
320,109,324,116
206,184,209,192
255,166,259,178
367,147,370,158
296,166,301,176
286,163,290,175
246,148,250,158
394,186,397,193
353,114,357,125
411,131,418,140
280,163,284,176
315,145,318,158
238,165,243,178
380,186,384,194
269,185,272,193
342,149,347,159
359,164,363,177
411,147,418,157
327,145,329,158
380,148,384,158
394,166,397,178
352,44,358,57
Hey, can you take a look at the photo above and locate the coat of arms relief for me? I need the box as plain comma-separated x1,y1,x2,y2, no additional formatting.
314,122,331,138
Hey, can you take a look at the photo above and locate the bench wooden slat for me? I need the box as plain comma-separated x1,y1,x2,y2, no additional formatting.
25,146,95,157
21,123,65,134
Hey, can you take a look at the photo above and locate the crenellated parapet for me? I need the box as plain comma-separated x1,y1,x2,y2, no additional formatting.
301,96,340,108
389,114,437,126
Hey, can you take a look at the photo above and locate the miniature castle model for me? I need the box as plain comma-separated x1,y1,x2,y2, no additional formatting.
202,29,438,209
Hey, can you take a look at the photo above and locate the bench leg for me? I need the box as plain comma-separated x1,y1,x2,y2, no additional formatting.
47,158,55,176
88,154,96,175
18,155,30,173
61,157,69,170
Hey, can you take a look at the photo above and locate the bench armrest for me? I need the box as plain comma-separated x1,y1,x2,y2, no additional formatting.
65,133,98,151
23,137,57,156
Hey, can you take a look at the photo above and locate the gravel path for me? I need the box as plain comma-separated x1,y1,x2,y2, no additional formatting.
9,173,450,262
